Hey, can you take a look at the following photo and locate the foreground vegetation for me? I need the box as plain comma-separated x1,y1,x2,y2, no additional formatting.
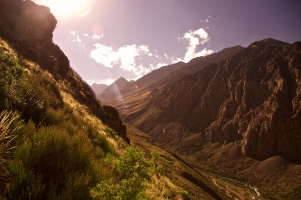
0,39,160,199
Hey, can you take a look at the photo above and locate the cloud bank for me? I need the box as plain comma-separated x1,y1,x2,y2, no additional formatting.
90,44,151,76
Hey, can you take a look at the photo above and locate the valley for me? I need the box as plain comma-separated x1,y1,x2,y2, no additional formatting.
99,38,301,199
0,0,300,199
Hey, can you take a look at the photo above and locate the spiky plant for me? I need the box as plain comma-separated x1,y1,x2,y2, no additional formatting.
0,111,20,174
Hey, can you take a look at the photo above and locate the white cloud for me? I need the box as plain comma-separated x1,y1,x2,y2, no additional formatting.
133,64,151,76
194,28,209,39
164,53,168,59
157,63,167,69
73,35,81,43
171,57,184,64
149,53,153,57
139,45,149,53
117,45,141,71
70,31,82,43
86,78,115,86
92,34,103,40
90,44,118,68
196,48,214,57
90,44,151,76
181,28,213,62
70,31,77,35
83,33,89,37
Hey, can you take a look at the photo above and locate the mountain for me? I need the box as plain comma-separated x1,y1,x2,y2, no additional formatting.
126,39,301,163
106,38,301,198
102,46,243,103
98,77,129,100
102,45,244,120
91,83,108,95
152,45,244,89
120,61,185,95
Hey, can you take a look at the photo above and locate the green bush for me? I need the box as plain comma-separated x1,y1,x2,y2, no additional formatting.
90,147,159,200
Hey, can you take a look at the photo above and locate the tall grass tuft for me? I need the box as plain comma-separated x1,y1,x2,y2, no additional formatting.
0,111,20,175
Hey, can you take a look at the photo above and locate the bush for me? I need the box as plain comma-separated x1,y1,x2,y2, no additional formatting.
90,147,159,200
9,126,97,199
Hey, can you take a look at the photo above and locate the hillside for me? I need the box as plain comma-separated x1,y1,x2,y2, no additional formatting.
109,38,301,198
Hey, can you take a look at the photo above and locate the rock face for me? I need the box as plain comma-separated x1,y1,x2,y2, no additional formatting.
127,39,301,163
0,0,128,142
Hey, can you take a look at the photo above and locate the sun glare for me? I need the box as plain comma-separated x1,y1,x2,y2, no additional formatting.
39,0,92,18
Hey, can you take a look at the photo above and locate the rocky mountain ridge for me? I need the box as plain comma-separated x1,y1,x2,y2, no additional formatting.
125,39,301,163
101,46,244,103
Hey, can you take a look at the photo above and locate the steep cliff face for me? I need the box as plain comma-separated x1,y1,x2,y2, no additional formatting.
0,0,128,141
128,39,301,163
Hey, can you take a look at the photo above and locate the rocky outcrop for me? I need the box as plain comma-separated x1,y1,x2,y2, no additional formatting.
127,39,301,163
0,0,128,142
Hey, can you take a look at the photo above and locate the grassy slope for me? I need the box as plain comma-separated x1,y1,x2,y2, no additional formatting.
0,38,182,199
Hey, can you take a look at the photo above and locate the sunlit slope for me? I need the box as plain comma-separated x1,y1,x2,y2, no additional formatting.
126,123,265,200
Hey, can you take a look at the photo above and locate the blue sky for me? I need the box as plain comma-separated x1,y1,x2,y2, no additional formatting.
33,0,301,85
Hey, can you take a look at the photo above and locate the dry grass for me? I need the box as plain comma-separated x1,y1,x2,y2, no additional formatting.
0,111,20,174
0,39,18,58
59,91,127,154
146,174,186,200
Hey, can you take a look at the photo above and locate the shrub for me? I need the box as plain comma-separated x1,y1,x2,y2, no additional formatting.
90,147,159,200
104,127,117,139
8,126,103,199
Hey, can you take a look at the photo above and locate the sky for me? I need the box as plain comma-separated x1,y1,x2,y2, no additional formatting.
32,0,301,86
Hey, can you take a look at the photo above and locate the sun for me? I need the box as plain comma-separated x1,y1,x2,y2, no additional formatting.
38,0,93,18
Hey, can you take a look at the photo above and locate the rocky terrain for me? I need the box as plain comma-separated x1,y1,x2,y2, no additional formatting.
125,38,301,164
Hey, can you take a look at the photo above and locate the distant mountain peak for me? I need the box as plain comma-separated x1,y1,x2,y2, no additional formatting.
115,77,128,82
249,38,289,47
